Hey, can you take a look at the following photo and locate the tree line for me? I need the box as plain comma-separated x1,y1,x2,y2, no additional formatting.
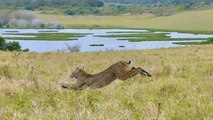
0,0,213,10
0,0,104,10
104,0,213,4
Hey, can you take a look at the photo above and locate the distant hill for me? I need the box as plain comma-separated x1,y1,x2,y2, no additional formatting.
1,0,213,16
1,0,213,10
1,0,213,9
104,0,213,4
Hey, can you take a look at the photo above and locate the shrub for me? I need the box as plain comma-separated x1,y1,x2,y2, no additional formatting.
0,37,28,51
25,4,35,10
6,42,21,51
206,38,213,44
0,37,6,49
64,9,76,15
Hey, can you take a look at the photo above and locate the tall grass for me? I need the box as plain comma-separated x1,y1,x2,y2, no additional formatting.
0,45,213,119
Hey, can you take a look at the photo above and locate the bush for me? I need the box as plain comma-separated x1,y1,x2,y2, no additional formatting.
0,37,6,49
64,9,76,15
206,38,213,44
117,5,126,12
6,42,21,51
64,6,101,15
25,4,35,10
0,37,28,51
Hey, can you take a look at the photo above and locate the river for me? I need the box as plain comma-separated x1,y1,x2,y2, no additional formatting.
1,29,212,52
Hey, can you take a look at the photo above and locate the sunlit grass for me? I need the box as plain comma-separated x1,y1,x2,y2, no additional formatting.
0,45,213,119
37,9,213,32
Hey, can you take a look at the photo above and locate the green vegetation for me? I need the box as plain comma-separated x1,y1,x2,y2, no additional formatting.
38,30,58,33
126,38,207,42
1,0,213,31
97,32,208,42
200,38,213,44
5,31,19,33
104,0,213,4
0,0,104,10
0,45,212,119
97,33,164,38
1,0,213,16
89,44,105,46
0,37,28,51
33,2,213,16
0,1,212,119
64,6,101,15
4,33,86,41
174,38,213,45
4,31,210,42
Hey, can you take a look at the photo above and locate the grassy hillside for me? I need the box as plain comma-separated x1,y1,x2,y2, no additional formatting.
0,45,213,119
38,9,213,32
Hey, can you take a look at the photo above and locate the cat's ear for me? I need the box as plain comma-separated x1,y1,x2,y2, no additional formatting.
128,60,132,65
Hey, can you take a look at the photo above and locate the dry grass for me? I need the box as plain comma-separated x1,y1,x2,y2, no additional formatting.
0,45,213,119
37,13,154,28
37,9,213,32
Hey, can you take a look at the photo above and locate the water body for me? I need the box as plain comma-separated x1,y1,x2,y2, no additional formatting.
1,29,212,53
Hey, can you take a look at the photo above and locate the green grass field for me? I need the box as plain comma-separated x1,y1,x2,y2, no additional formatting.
37,9,213,33
0,45,213,119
